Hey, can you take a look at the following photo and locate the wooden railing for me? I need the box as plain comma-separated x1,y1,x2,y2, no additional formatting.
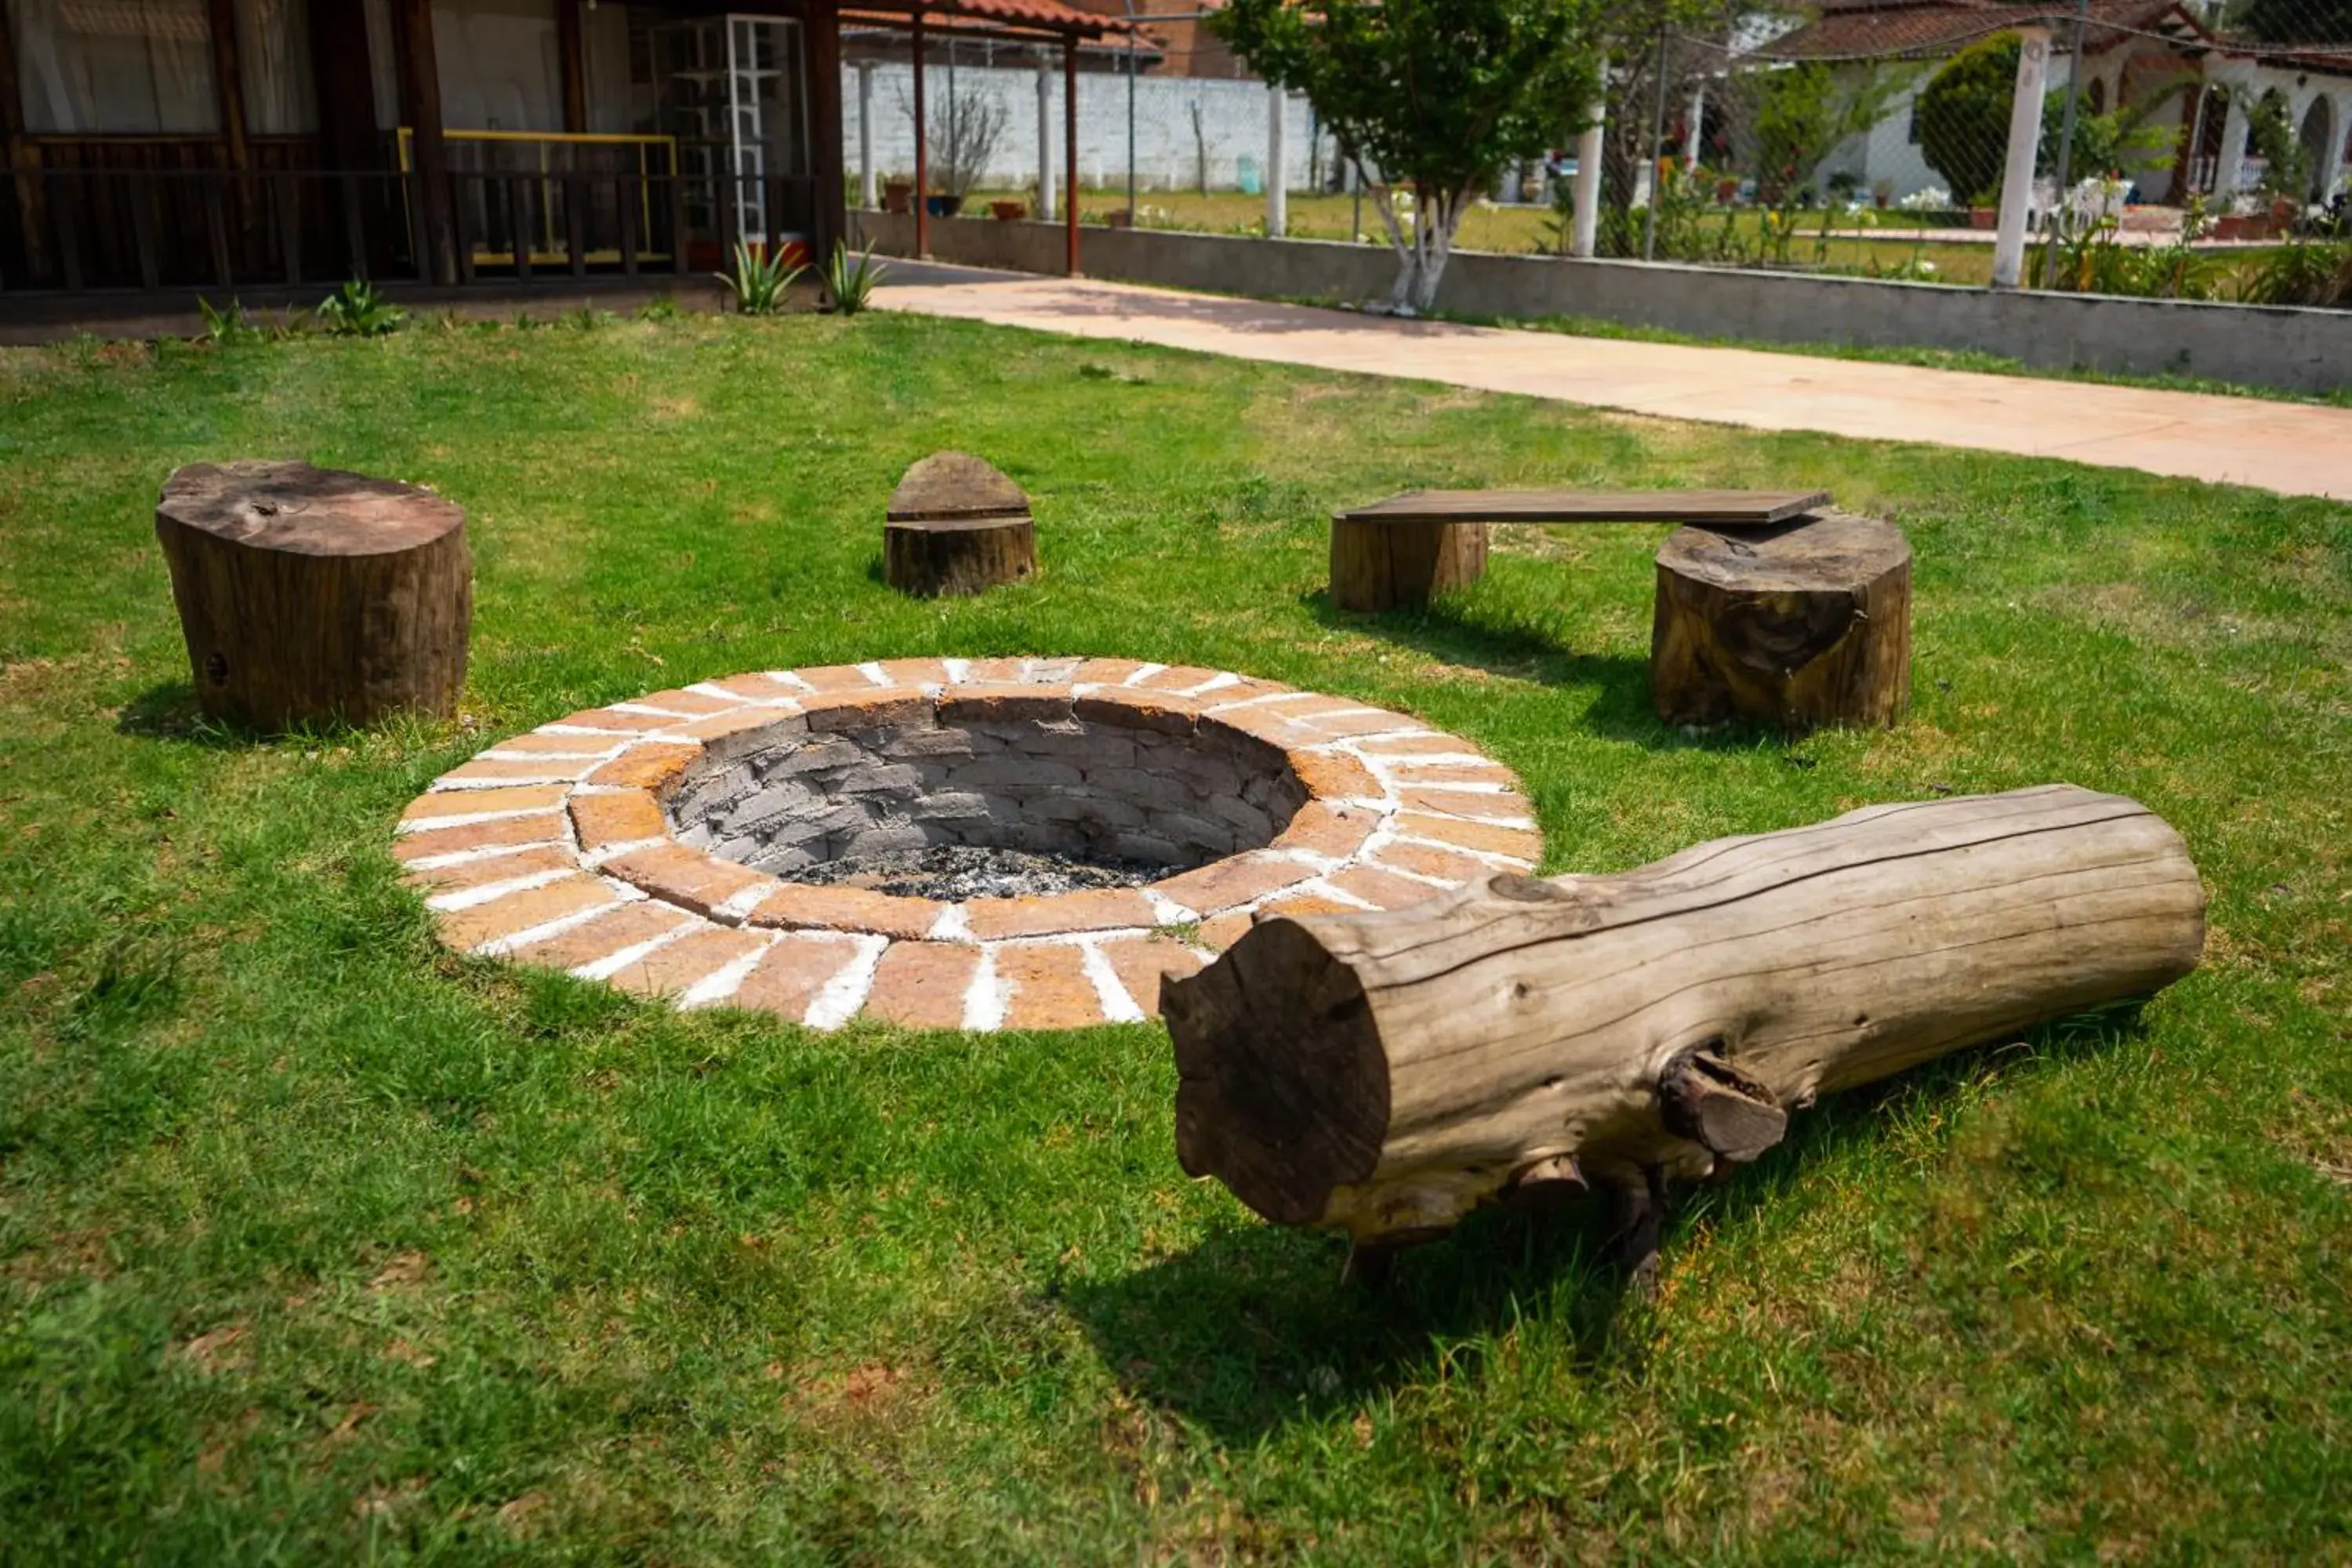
0,166,821,296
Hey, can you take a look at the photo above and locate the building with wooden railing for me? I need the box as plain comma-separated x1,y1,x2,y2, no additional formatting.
0,0,1127,304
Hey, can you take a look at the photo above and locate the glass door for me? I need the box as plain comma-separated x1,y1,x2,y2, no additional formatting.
648,13,809,259
724,14,809,249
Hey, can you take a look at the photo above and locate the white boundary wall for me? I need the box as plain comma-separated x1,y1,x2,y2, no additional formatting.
855,212,2352,396
841,62,1333,194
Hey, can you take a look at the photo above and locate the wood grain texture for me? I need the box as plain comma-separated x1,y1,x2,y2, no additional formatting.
886,451,1031,522
1329,517,1489,612
1339,488,1832,525
155,460,470,730
1163,785,2204,1244
884,517,1036,597
1650,512,1911,733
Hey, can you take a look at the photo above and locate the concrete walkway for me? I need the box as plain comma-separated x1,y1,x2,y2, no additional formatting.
878,263,2352,502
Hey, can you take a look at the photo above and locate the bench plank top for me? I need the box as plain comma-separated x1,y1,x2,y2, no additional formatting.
1338,488,1832,526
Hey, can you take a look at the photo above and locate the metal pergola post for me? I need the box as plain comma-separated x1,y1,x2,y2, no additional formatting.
912,13,928,256
1065,36,1080,274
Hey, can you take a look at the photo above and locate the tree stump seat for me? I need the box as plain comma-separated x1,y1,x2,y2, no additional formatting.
1328,487,1831,613
155,460,471,731
884,452,1037,597
1650,510,1911,733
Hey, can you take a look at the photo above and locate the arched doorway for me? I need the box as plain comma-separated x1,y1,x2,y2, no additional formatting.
2299,96,2336,201
2184,85,2229,195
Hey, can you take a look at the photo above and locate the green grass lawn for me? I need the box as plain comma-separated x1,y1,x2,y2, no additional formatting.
2,311,2348,1563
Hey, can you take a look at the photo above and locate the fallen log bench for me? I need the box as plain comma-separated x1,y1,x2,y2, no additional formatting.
1161,785,2204,1276
1327,487,1831,613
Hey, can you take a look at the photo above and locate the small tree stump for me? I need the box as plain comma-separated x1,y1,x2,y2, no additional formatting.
155,460,471,731
884,452,1036,597
1651,512,1911,733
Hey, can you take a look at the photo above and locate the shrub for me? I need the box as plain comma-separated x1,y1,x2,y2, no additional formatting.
196,297,256,346
1918,34,2018,205
314,278,405,336
2238,239,2352,307
715,241,806,315
822,241,887,315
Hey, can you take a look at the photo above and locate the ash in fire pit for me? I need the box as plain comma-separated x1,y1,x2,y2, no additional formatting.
668,688,1308,888
794,843,1166,900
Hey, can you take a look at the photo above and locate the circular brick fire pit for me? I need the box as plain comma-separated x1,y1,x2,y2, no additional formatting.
397,657,1538,1031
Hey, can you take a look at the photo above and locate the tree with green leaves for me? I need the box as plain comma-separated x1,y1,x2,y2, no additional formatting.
1210,0,1602,313
1751,62,1915,205
2233,0,2352,44
1917,32,2020,205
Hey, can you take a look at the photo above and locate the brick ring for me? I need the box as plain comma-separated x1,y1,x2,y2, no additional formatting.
396,657,1538,1030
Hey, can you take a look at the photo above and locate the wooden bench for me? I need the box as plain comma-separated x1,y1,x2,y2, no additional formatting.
1327,488,1832,612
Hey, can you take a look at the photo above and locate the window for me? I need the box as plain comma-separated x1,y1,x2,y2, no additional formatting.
433,0,563,131
235,0,318,132
11,0,220,133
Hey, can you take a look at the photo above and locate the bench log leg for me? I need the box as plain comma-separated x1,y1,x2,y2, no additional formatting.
1329,519,1488,612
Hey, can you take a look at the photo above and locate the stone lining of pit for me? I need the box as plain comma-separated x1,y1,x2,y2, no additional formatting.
394,656,1541,1032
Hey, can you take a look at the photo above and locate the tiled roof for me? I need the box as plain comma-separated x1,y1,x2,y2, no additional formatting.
1767,0,2205,61
838,0,1141,39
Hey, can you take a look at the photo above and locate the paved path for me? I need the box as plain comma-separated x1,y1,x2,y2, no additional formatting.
878,263,2352,502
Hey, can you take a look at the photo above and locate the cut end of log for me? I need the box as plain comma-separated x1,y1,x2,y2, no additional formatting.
1163,916,1389,1227
1657,1045,1788,1164
1501,1153,1588,1211
886,451,1031,522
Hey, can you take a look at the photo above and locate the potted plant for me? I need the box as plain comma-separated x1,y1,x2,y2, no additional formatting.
989,198,1026,221
923,91,1004,226
1104,208,1133,229
883,179,913,216
1872,177,1895,209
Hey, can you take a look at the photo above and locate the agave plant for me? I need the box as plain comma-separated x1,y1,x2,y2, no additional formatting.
822,240,887,315
315,278,406,337
715,241,807,315
197,296,256,346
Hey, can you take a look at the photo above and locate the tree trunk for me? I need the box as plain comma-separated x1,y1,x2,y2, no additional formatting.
1162,786,2204,1247
1650,512,1911,734
155,460,471,731
885,518,1037,597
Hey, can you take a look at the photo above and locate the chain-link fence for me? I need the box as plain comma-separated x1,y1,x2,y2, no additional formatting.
836,2,2352,308
1595,1,2352,303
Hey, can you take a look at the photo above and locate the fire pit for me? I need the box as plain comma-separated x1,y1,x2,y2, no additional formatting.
397,657,1537,1031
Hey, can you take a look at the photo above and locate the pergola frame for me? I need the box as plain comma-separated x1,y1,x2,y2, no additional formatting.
839,0,1145,276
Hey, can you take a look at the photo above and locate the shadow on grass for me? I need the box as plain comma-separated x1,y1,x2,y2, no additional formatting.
1065,1002,2154,1443
115,681,390,751
1301,586,1773,753
114,681,260,749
